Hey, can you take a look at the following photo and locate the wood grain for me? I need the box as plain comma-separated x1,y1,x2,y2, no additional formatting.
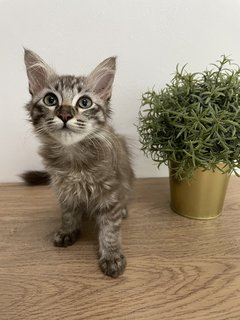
0,177,240,320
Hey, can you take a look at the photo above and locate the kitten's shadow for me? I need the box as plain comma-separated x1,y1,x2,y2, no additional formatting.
80,217,98,242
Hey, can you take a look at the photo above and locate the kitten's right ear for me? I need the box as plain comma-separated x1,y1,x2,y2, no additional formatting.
24,49,56,95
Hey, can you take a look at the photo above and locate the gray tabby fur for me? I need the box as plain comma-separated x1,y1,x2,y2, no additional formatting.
23,49,134,278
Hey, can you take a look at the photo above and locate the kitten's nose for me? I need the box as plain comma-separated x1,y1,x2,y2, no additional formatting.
57,111,73,123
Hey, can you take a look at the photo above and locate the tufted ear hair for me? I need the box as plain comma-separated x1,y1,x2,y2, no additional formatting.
87,56,116,101
24,49,56,95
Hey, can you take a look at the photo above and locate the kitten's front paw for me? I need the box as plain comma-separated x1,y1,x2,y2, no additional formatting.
54,229,80,247
99,253,126,278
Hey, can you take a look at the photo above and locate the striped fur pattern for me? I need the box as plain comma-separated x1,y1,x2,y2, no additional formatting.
24,49,134,277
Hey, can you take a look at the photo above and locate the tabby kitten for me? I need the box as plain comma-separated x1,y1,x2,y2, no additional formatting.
22,49,134,278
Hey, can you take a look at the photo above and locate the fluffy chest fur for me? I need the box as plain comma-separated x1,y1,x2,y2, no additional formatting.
52,169,117,211
39,132,133,214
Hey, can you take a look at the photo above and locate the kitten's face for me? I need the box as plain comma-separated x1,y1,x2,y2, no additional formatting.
24,50,116,145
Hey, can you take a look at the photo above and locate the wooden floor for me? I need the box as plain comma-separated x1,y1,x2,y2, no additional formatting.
1,178,240,320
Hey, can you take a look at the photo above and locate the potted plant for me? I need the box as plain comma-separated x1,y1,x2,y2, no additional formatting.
138,56,240,219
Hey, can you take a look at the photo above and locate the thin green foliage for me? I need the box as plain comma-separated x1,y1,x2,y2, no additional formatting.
138,56,240,180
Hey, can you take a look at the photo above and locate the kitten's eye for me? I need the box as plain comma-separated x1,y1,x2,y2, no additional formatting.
77,96,92,109
43,93,58,106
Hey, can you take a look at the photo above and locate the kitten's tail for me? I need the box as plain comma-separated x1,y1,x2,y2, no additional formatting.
20,171,51,186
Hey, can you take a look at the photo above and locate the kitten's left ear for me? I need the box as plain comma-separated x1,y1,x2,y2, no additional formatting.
87,57,116,101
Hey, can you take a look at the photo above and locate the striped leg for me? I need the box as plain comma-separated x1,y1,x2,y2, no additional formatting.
54,204,82,247
97,205,126,278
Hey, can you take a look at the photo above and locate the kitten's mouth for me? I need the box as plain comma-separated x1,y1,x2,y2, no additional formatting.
60,126,77,134
61,123,70,131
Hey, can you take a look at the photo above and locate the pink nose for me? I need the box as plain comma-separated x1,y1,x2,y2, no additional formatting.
57,112,73,123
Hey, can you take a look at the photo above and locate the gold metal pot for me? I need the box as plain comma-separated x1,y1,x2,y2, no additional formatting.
169,163,230,219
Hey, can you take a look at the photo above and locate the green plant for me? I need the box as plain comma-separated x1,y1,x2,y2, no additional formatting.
138,56,240,180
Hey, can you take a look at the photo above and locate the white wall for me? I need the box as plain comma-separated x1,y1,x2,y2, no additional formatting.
1,0,240,182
